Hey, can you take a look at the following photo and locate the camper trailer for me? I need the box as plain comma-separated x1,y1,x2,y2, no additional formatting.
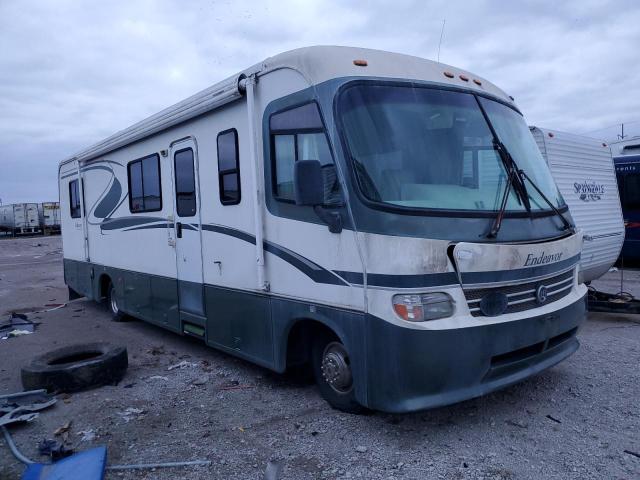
59,46,587,413
530,127,624,282
614,154,640,260
0,203,41,235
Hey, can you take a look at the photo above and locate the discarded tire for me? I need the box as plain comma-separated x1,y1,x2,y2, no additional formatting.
21,343,128,393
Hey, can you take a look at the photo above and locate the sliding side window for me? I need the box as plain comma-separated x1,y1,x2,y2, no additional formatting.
128,154,162,213
69,179,81,218
217,129,241,205
270,102,340,204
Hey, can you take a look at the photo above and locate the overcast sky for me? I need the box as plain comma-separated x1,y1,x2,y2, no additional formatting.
1,0,639,204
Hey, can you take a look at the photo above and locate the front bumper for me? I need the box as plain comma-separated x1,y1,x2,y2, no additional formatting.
362,294,586,413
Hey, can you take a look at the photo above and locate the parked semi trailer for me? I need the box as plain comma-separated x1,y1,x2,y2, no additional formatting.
531,127,624,282
39,202,61,234
59,46,587,413
0,203,41,235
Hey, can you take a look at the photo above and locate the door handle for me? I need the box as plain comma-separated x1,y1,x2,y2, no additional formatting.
176,222,183,238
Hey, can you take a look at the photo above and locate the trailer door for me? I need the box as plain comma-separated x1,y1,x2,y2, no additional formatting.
170,138,206,320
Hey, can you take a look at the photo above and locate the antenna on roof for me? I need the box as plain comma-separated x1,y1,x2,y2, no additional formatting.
618,123,626,140
437,19,446,63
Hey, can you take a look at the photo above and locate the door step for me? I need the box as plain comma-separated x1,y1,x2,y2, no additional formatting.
180,311,207,338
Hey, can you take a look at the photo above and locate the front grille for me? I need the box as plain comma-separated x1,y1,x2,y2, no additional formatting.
465,268,574,317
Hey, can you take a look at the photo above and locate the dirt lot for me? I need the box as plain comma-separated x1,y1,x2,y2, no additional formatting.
1,236,639,479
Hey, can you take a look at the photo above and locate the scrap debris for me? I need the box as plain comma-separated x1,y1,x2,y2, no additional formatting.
0,313,39,340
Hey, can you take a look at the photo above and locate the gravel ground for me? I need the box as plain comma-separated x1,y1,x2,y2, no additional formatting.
0,236,639,480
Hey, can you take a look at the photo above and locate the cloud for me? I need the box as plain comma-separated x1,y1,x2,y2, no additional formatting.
1,0,639,203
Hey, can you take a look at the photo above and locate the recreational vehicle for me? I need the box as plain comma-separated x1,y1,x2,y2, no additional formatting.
531,127,624,282
614,153,640,261
59,46,587,413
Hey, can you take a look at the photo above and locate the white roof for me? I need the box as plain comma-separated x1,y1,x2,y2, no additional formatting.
61,46,513,166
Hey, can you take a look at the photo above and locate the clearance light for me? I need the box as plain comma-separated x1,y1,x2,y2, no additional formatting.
602,142,607,147
392,293,454,322
444,71,455,78
473,79,482,86
548,132,555,138
353,59,368,67
459,74,469,82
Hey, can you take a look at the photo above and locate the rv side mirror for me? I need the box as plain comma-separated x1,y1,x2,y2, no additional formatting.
293,160,324,206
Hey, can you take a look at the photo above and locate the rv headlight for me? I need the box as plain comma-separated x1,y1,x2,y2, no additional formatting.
392,292,454,322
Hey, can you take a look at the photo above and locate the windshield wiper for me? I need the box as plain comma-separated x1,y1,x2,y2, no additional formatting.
518,169,574,232
486,139,531,238
487,139,573,237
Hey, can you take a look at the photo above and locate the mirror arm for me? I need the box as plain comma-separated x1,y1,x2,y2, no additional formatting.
313,206,343,233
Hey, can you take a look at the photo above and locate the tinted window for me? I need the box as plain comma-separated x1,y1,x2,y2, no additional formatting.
128,154,162,213
174,148,196,217
270,103,338,203
624,174,640,209
69,179,81,218
217,129,241,205
270,102,324,131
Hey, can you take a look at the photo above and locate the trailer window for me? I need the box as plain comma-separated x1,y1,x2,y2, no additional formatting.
174,148,197,217
127,154,162,213
217,129,241,205
270,102,339,204
69,179,81,218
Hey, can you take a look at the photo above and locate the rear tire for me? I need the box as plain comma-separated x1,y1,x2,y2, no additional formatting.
312,335,364,414
107,284,126,322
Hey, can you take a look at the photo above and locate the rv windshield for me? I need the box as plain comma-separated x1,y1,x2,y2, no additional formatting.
338,84,564,213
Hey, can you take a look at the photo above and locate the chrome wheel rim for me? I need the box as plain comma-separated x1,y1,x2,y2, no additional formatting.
110,288,118,315
320,342,353,394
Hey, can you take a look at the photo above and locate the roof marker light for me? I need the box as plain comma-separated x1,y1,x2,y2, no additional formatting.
353,59,368,67
548,132,555,138
459,74,469,82
473,79,482,86
444,71,454,78
602,143,607,147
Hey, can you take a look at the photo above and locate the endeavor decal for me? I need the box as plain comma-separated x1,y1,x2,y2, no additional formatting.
524,251,563,267
573,180,604,202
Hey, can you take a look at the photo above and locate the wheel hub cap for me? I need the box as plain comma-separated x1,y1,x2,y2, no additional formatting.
321,343,353,393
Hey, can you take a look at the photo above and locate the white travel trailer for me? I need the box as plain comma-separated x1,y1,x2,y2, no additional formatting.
531,127,624,282
0,203,41,235
59,46,587,413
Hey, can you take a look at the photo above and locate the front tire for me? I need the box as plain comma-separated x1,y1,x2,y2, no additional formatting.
312,335,363,414
107,284,126,322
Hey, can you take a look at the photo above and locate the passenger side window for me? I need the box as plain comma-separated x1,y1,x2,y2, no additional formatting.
270,102,340,204
69,179,81,218
217,129,241,205
128,154,162,213
174,148,197,217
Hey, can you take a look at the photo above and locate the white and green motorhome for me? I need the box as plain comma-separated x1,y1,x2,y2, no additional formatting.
59,46,586,413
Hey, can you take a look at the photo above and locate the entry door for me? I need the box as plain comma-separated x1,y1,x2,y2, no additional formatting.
170,138,205,316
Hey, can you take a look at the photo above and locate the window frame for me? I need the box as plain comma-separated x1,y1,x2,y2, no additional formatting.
216,128,241,206
269,101,333,204
127,153,163,214
69,179,81,219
